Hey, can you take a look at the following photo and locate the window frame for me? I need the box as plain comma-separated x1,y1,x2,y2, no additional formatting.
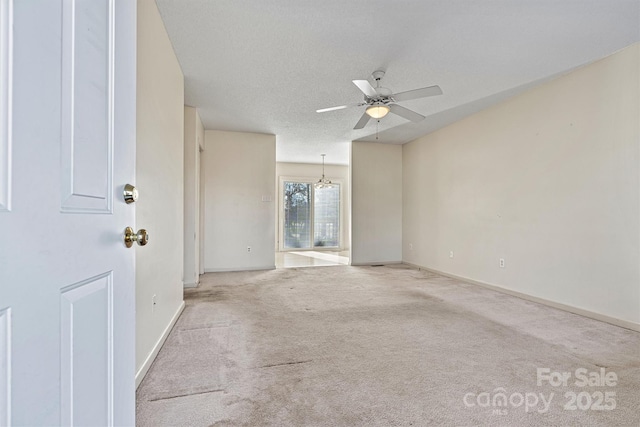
278,176,343,252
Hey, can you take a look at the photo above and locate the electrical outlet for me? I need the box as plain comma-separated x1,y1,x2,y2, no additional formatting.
247,246,251,253
152,294,157,312
450,251,454,258
409,243,413,250
499,258,505,268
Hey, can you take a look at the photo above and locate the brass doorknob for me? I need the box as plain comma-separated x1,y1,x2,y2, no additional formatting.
124,227,149,248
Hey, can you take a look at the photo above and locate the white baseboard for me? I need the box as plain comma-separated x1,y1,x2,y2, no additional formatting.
135,300,186,389
204,265,276,273
403,262,640,333
183,280,199,288
350,261,402,266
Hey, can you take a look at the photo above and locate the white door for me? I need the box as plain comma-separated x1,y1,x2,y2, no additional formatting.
0,1,137,426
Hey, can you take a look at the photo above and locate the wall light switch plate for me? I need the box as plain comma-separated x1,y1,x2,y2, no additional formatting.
450,251,454,258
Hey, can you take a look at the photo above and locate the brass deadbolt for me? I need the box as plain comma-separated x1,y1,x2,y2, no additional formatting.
123,184,138,204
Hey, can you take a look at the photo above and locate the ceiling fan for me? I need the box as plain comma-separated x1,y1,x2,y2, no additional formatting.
316,70,443,130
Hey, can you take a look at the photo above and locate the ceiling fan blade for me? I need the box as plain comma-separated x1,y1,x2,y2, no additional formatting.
353,112,371,129
352,80,378,98
316,102,364,113
392,85,443,102
389,104,425,122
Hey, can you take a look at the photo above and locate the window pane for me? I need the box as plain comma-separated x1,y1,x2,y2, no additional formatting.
283,182,311,248
314,184,340,247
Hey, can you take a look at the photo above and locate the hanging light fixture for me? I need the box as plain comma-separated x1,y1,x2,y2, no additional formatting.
315,154,333,189
366,101,390,119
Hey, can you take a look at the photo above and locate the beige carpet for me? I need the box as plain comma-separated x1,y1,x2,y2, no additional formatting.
136,265,640,426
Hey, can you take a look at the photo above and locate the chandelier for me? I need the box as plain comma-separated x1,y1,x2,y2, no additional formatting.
315,154,333,189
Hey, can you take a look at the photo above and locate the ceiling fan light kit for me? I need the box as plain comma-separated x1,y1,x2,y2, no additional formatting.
316,69,443,130
366,103,390,119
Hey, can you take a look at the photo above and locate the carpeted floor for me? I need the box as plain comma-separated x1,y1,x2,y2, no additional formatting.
136,265,640,426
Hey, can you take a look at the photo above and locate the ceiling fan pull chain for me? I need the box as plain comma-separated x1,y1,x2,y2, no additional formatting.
376,119,379,140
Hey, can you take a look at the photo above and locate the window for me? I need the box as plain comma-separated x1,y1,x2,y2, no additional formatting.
313,185,340,247
283,182,311,248
282,180,340,250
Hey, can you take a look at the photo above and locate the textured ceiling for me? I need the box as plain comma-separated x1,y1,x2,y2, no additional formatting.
155,0,639,165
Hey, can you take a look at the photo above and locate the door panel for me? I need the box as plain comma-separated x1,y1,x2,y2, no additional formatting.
60,272,112,426
0,1,136,425
61,0,113,213
0,0,10,213
0,0,13,422
0,308,9,426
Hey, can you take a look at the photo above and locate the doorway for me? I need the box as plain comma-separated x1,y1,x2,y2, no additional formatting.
278,178,348,268
275,162,351,268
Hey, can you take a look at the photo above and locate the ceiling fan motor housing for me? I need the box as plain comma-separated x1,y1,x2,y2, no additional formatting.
372,70,386,80
369,70,392,100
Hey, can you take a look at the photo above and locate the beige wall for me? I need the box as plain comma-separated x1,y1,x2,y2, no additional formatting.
183,106,204,287
136,0,185,383
403,44,640,326
276,162,350,251
351,142,403,265
203,130,276,271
